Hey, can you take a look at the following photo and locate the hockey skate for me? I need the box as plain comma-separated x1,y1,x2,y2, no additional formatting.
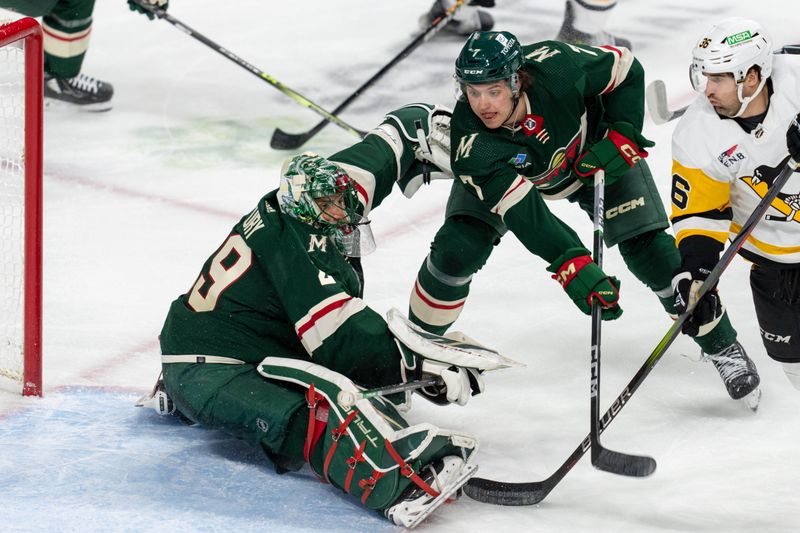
135,377,176,415
555,1,632,49
419,0,494,36
44,73,114,112
384,455,477,529
703,341,761,402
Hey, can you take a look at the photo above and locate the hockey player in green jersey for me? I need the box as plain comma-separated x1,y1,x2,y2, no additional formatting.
145,104,525,528
408,30,760,403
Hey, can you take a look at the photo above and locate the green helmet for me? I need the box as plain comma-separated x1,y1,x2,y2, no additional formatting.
455,31,524,86
277,153,375,256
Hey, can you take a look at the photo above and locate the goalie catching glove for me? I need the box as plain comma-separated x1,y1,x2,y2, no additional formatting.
396,340,484,406
548,248,622,320
387,308,523,406
574,122,654,184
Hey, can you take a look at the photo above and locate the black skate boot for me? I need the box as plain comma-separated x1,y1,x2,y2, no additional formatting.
703,341,761,401
44,73,114,112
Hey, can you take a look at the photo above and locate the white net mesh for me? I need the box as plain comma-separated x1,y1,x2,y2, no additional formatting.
0,33,26,387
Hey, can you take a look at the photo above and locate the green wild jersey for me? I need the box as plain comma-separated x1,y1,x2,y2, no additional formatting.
452,40,645,200
449,40,645,262
160,191,402,389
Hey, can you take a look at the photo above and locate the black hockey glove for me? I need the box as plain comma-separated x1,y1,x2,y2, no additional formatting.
787,112,800,165
128,0,168,20
672,265,723,337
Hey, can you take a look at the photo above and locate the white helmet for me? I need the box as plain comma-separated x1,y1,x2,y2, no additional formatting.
689,17,773,116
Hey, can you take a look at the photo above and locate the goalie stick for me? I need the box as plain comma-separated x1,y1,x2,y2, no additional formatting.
269,0,469,150
129,0,365,140
647,45,800,125
464,157,799,506
588,170,656,477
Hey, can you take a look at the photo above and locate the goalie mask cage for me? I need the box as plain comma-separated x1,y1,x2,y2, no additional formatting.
0,17,42,397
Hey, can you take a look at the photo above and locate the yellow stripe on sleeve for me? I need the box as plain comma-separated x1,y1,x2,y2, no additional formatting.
670,160,730,219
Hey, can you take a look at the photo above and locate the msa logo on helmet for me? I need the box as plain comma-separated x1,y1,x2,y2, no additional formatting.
725,30,753,46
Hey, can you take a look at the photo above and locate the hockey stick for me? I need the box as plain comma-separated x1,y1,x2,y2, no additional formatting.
336,377,441,408
464,157,799,506
645,80,687,125
269,0,469,150
129,0,365,140
589,170,657,477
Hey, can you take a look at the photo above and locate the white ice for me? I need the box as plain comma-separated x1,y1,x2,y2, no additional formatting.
1,1,798,532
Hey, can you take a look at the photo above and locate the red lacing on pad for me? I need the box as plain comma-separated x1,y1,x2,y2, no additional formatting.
344,440,367,493
323,408,359,484
383,438,440,499
303,384,329,483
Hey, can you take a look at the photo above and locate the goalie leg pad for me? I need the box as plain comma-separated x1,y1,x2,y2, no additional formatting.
259,357,478,511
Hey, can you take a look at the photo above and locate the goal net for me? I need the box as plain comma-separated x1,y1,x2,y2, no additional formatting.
0,17,42,396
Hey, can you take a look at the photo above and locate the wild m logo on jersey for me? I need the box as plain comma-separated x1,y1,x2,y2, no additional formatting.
718,144,746,167
308,234,328,252
525,45,560,62
454,133,479,161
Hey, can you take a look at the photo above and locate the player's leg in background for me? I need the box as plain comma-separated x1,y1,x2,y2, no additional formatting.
556,0,632,49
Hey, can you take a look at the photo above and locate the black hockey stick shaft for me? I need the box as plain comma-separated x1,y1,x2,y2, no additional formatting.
464,158,798,506
269,0,468,150
589,170,656,476
130,0,365,140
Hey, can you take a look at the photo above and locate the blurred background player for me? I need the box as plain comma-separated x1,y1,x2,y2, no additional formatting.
0,0,113,110
670,17,800,395
419,0,631,49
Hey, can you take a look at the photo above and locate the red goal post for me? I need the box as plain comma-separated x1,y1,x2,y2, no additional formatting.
0,17,42,396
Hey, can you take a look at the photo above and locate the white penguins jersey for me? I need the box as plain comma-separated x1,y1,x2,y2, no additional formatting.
670,55,800,267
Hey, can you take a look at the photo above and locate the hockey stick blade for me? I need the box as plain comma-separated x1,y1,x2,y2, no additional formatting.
593,447,656,477
270,125,367,150
646,80,687,125
269,0,469,150
589,170,656,478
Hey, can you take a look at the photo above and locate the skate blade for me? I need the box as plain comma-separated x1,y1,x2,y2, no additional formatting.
742,388,762,412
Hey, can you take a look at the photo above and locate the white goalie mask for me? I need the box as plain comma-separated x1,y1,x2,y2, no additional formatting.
689,17,773,117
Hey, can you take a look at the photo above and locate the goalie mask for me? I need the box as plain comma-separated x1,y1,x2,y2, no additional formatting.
278,153,375,257
689,17,773,117
454,30,524,100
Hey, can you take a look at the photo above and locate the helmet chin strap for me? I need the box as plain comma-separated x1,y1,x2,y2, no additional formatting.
733,76,768,118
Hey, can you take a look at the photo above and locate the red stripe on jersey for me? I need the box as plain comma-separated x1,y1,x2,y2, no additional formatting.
297,296,353,340
353,181,369,207
42,26,91,43
414,281,464,310
598,45,623,94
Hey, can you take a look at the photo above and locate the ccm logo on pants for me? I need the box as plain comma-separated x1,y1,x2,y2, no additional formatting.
606,197,645,219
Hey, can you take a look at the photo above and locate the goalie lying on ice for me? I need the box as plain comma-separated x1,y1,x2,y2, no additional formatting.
143,120,517,526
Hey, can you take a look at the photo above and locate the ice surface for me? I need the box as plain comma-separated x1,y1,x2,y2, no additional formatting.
1,1,798,532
